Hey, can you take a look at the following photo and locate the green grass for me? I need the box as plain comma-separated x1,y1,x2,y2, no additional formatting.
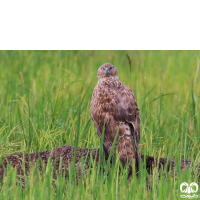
0,50,200,199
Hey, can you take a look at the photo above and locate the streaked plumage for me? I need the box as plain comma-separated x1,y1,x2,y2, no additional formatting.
91,63,140,173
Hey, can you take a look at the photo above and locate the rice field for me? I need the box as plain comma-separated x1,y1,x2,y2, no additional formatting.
0,50,200,199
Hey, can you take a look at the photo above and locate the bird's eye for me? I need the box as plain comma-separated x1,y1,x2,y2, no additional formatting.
101,67,105,70
109,67,113,70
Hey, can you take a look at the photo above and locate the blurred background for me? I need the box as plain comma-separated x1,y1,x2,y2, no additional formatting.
0,50,199,161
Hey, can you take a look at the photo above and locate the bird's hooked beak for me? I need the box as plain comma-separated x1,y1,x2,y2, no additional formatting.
105,69,109,75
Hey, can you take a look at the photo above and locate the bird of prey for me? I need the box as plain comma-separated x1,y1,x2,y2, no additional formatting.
91,63,140,173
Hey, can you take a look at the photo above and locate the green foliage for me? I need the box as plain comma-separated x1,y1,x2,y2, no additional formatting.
0,50,200,199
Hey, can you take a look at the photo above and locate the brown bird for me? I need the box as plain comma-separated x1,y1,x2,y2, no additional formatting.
91,63,140,174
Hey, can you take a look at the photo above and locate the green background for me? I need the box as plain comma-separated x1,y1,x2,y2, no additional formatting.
0,50,199,199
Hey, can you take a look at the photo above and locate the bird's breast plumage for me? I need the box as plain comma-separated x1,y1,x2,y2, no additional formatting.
91,79,122,117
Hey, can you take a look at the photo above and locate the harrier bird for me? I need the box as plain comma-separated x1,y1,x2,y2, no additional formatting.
91,63,140,173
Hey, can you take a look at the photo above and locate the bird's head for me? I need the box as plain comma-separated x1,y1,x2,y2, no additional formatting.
97,63,119,79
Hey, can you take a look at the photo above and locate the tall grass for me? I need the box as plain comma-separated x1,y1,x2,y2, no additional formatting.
0,50,200,199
